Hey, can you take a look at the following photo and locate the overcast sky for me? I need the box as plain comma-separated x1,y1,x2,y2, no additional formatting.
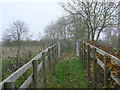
0,0,69,41
0,0,119,41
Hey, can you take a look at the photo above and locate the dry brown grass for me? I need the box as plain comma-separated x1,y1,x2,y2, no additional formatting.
2,45,45,61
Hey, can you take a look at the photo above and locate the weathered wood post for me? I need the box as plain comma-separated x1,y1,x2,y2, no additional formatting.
83,43,86,69
32,60,39,88
104,55,110,88
48,48,52,71
53,45,57,64
87,45,90,77
57,40,60,58
84,43,87,70
52,46,55,69
81,43,83,63
42,52,47,88
47,48,53,81
4,81,15,90
82,43,84,66
79,41,81,60
51,47,54,71
55,45,58,62
92,48,97,88
76,40,80,57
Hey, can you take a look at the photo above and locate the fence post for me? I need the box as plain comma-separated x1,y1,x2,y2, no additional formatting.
87,45,90,77
79,40,82,60
48,48,52,71
42,52,47,88
81,43,83,63
76,40,80,57
4,81,15,90
83,43,86,69
104,55,110,88
32,60,39,88
53,46,57,64
51,47,54,71
55,45,58,63
92,48,97,88
57,40,60,58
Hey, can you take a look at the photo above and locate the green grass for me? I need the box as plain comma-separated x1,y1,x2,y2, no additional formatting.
113,48,120,50
1,53,42,87
1,59,16,80
48,58,89,88
63,49,73,53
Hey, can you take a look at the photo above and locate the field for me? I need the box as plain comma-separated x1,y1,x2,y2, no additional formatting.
2,46,44,60
1,45,44,81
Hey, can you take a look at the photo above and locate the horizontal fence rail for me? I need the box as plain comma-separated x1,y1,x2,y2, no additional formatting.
0,41,61,89
79,41,120,87
86,43,120,67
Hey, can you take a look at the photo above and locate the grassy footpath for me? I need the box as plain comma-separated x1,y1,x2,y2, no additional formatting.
48,57,89,88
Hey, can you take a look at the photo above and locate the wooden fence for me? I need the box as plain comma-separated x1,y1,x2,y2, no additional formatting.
76,41,120,88
0,41,61,89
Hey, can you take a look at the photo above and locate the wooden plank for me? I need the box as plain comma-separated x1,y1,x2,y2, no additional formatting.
81,43,83,62
0,83,2,90
110,55,120,67
83,43,86,69
110,72,120,86
104,55,110,87
42,52,47,88
92,48,97,88
86,43,120,67
19,74,33,88
79,41,81,60
48,48,52,71
55,45,58,63
86,43,106,56
96,58,104,69
53,46,57,64
87,45,90,77
32,60,39,88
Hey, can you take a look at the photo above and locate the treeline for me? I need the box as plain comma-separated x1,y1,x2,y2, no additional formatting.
43,1,120,48
3,40,53,47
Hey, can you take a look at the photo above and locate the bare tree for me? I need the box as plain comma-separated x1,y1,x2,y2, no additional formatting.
3,20,29,69
64,15,87,40
118,1,120,48
44,17,69,42
44,21,57,42
59,1,119,41
103,26,118,47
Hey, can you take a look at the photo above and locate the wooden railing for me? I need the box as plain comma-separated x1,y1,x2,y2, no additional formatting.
78,41,120,87
0,41,61,89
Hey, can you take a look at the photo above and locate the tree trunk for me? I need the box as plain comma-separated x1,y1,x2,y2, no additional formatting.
16,40,20,69
92,34,94,41
118,1,120,48
118,34,120,48
88,31,90,40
